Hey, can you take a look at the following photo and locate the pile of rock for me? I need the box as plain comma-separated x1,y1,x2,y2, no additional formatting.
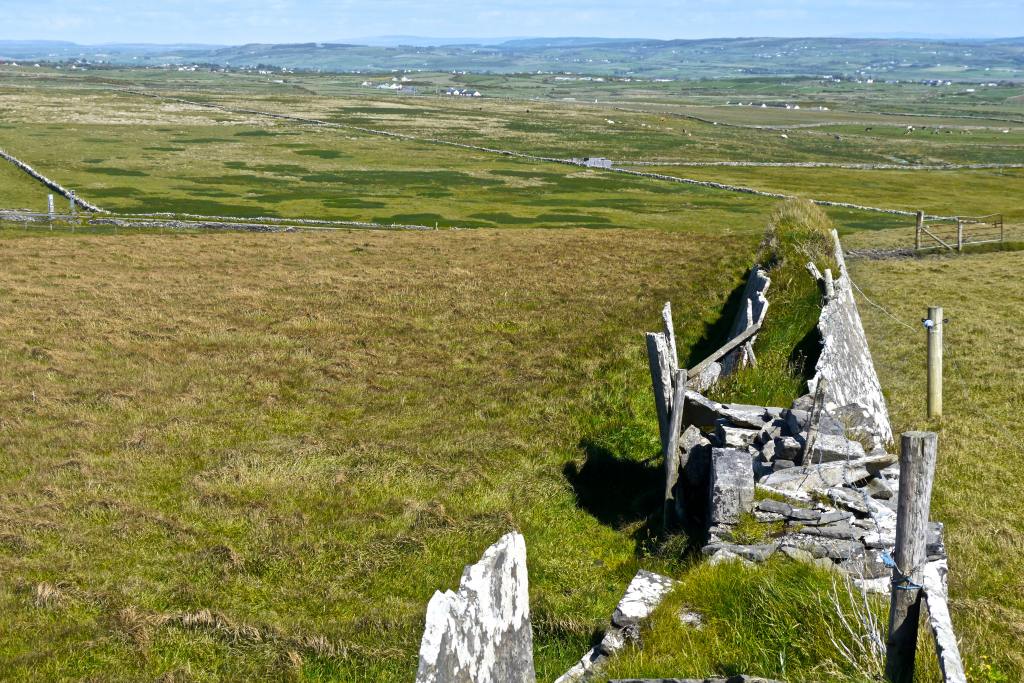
674,388,946,591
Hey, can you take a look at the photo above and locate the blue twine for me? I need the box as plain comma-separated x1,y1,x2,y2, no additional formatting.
882,552,923,591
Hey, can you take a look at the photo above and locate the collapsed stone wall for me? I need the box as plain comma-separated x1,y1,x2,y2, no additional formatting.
412,231,954,682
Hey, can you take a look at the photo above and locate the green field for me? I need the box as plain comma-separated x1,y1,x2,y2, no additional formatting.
1,63,1023,681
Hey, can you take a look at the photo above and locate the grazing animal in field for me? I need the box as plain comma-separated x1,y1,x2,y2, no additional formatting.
865,126,873,131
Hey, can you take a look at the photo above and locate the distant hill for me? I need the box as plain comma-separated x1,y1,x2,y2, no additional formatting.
2,36,1022,80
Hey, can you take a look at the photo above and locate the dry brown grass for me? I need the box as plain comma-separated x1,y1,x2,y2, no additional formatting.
0,227,756,680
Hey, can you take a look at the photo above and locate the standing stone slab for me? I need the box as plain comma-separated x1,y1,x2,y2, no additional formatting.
807,231,893,446
709,448,755,524
416,532,535,683
721,266,771,375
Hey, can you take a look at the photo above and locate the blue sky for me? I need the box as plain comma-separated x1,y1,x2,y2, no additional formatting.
0,0,1020,45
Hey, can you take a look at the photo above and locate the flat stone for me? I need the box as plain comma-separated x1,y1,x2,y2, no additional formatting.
756,499,792,516
810,510,854,525
825,487,871,516
794,522,864,541
773,459,796,471
841,549,890,579
678,610,703,629
718,403,776,429
610,570,676,628
779,545,816,563
759,453,895,498
702,541,778,563
807,245,895,447
707,548,752,566
753,510,785,523
709,448,755,524
598,628,626,655
716,424,760,449
781,534,864,561
806,433,866,464
416,532,535,683
683,390,724,429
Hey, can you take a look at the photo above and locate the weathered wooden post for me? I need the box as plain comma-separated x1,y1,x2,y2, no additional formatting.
955,219,963,252
926,307,943,419
915,211,924,250
885,430,938,683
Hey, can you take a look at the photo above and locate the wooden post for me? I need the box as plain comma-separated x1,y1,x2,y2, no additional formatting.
927,307,943,419
885,430,939,683
955,219,963,252
646,332,673,451
915,211,924,250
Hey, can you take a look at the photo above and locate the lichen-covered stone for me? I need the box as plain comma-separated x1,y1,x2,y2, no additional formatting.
709,448,755,524
416,532,535,683
807,231,893,446
611,570,676,628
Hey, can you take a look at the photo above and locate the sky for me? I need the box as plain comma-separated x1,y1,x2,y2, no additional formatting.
0,0,1020,45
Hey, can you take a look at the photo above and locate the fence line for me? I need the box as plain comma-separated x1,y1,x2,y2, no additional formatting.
112,87,957,220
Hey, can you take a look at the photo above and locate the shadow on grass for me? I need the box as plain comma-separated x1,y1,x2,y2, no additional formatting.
684,276,750,368
789,323,822,388
563,439,661,531
564,440,709,560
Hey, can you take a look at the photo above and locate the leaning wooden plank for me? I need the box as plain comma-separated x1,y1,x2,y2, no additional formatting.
922,562,967,683
921,225,955,251
686,321,762,381
662,370,688,527
646,332,674,451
